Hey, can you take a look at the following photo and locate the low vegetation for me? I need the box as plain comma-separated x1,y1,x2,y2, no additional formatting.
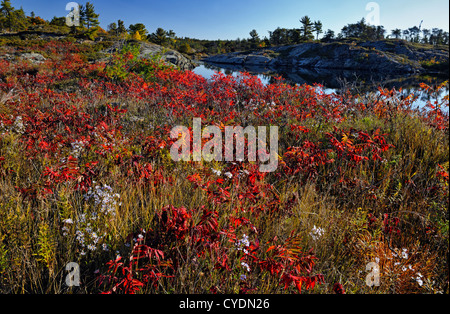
0,40,448,294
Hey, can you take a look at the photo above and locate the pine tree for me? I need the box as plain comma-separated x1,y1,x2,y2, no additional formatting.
179,42,192,54
83,2,99,29
0,0,15,32
167,29,176,47
0,1,28,32
50,16,66,27
313,21,323,40
150,27,167,46
15,6,28,30
322,29,335,41
107,22,117,35
249,29,260,48
299,16,314,41
391,28,402,39
129,23,148,40
421,29,430,44
78,4,86,28
117,20,127,34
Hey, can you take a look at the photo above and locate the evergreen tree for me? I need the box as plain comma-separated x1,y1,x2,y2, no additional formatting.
408,26,420,43
167,29,176,47
0,1,28,32
83,2,99,29
443,31,450,45
340,18,383,40
179,42,192,54
375,25,386,40
269,27,289,45
0,0,15,32
167,29,176,39
14,6,27,30
129,23,148,40
150,27,168,46
391,28,402,39
322,29,335,41
78,4,86,28
287,28,301,44
421,29,430,44
107,22,117,35
249,29,260,48
117,20,127,34
431,28,444,45
49,16,66,27
402,29,410,40
299,16,314,40
313,20,323,40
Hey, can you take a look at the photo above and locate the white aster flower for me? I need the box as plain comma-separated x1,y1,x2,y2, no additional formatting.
13,116,25,134
310,225,325,241
241,262,251,272
401,248,408,259
70,140,86,158
236,234,250,254
415,273,424,286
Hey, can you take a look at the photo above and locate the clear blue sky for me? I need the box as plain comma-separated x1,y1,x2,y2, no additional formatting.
11,0,450,40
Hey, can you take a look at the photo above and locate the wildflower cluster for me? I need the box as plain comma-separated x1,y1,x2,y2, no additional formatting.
85,184,121,217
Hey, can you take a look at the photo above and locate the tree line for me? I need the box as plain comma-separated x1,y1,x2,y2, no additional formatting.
1,0,448,55
250,17,448,47
107,14,450,54
0,0,102,39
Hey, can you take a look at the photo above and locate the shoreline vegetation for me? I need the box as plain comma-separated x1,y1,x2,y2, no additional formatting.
203,39,449,76
0,1,449,294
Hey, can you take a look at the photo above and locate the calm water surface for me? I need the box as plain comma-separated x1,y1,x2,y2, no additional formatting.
193,63,449,111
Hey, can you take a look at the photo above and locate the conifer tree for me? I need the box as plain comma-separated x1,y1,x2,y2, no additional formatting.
299,16,314,41
83,2,99,29
0,0,15,32
249,29,260,48
150,27,167,45
78,4,86,28
0,1,28,32
129,23,148,40
314,20,323,40
117,20,127,34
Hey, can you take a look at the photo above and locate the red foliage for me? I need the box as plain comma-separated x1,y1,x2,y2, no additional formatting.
333,282,346,294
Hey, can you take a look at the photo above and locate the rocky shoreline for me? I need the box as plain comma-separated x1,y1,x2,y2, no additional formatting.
203,40,449,75
101,41,196,71
0,31,196,71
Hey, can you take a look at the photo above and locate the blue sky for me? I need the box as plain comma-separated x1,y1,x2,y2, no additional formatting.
11,0,450,40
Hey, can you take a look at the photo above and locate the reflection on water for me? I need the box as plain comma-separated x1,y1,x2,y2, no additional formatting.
193,62,449,111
